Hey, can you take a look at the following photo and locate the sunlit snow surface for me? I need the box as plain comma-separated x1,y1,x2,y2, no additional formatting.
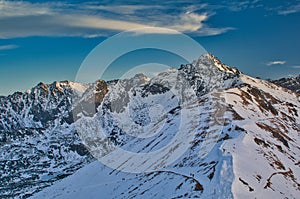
32,71,299,198
1,54,298,198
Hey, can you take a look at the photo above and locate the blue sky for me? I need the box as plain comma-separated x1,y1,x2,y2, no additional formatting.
0,0,299,95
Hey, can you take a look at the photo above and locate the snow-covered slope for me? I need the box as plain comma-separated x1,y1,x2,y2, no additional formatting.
272,74,300,94
29,54,300,199
0,81,105,198
1,53,299,198
223,75,299,198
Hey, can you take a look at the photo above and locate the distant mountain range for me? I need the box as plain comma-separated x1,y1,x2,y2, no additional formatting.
0,54,299,198
271,75,300,94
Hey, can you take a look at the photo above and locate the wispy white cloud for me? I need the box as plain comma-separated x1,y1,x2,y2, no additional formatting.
265,2,300,15
168,12,207,32
81,4,162,15
124,27,183,36
0,1,233,38
0,0,149,38
266,60,286,66
197,27,236,36
0,0,61,17
64,14,147,31
0,45,19,50
278,4,300,15
226,0,263,12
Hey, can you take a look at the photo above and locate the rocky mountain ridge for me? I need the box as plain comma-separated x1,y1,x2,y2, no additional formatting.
0,53,299,198
271,74,300,94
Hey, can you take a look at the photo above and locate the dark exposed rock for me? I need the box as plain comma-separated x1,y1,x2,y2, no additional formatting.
271,74,300,93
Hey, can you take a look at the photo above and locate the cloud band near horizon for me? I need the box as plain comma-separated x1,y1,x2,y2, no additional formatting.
0,0,235,38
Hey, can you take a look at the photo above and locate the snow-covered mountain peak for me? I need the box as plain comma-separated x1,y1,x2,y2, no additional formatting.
193,53,241,74
1,53,299,199
177,53,242,96
30,67,300,199
127,73,150,85
29,80,88,97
